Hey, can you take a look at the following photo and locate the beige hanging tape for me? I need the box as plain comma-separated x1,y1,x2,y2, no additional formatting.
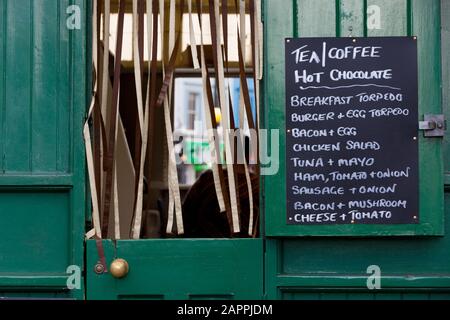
113,156,121,239
213,0,240,233
188,0,200,69
100,0,110,133
84,101,102,239
133,0,145,131
256,0,263,80
131,0,153,239
160,0,185,235
84,0,102,239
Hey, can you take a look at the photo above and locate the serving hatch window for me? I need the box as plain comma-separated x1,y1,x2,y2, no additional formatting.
87,0,262,240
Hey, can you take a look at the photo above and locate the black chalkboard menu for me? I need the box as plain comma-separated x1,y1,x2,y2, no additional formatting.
285,37,418,225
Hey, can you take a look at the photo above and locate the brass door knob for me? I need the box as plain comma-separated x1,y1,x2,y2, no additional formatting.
110,258,129,279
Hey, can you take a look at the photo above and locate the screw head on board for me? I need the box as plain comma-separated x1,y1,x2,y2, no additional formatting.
94,263,105,274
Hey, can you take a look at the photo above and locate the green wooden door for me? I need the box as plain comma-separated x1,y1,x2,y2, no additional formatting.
1,0,447,301
263,0,449,299
0,0,87,299
84,2,264,301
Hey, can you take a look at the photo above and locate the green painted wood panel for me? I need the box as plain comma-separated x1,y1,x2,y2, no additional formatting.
4,0,32,172
86,240,264,300
264,0,444,236
280,289,450,300
0,0,87,299
32,1,59,172
367,0,408,36
0,191,70,273
443,0,450,184
264,0,449,299
270,192,450,278
0,291,72,299
297,0,336,37
0,1,4,169
1,0,71,174
339,0,365,37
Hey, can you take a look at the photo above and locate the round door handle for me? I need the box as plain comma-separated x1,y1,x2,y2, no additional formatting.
110,258,129,279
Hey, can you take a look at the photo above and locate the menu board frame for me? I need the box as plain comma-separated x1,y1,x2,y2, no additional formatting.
273,36,443,237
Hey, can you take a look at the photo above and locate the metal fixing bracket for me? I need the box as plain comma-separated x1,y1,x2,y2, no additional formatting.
419,114,446,138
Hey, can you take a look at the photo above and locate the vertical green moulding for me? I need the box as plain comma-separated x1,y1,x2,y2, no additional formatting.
0,0,4,173
32,0,59,172
338,0,366,37
263,0,293,236
85,0,93,226
5,0,32,173
442,0,450,177
59,0,71,173
263,0,293,299
412,0,444,234
70,0,88,300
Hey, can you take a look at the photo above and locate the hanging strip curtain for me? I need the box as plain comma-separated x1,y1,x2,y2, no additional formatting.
85,0,263,240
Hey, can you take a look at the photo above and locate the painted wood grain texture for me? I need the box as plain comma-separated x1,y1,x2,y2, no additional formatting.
264,0,448,299
442,0,450,176
339,0,365,37
264,0,444,237
0,0,86,300
367,0,408,36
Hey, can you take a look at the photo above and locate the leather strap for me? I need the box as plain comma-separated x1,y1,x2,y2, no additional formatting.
143,0,159,213
237,32,256,131
249,0,257,93
196,0,202,30
156,0,185,108
228,89,242,218
206,67,234,230
102,0,126,237
208,0,221,104
93,0,102,213
237,0,245,129
95,238,108,273
169,0,176,55
138,0,145,68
